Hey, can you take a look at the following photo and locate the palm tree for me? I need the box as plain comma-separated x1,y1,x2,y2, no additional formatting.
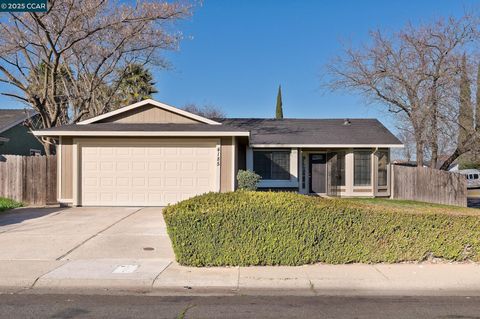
115,64,158,106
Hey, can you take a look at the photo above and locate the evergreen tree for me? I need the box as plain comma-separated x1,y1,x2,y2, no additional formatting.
476,62,480,133
458,54,474,147
275,85,284,119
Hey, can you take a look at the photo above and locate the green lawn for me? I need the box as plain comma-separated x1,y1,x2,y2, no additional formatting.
0,198,23,212
343,197,478,216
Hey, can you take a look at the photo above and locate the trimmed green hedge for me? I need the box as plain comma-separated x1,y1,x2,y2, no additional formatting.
163,191,480,266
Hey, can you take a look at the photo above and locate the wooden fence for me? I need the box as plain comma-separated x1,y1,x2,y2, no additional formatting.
391,165,467,207
0,155,57,206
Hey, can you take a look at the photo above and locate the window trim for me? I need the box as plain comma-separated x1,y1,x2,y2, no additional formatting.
253,149,291,181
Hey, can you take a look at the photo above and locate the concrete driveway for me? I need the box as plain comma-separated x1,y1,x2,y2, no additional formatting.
0,207,174,261
0,207,175,289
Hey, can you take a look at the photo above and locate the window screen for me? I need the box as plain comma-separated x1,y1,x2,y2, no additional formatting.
377,150,389,187
253,150,290,180
337,152,346,186
354,151,371,186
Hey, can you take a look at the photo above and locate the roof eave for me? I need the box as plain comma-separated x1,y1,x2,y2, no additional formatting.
249,143,404,148
32,130,250,137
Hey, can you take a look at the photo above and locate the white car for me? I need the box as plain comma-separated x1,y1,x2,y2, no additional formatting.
460,169,480,189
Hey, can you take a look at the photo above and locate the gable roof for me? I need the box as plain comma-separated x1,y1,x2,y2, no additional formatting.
219,118,403,147
0,109,37,134
78,99,221,125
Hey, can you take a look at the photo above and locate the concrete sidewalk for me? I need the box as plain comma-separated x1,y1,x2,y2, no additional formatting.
1,207,480,296
3,260,480,296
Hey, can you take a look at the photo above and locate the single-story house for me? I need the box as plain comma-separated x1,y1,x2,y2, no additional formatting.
0,109,44,156
33,99,403,207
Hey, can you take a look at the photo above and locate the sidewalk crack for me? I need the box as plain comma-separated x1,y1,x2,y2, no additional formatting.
151,260,172,288
309,279,317,296
373,265,389,280
30,261,68,289
56,208,143,261
236,266,240,292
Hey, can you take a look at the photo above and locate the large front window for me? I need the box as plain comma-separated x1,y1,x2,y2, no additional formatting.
253,150,290,180
377,150,389,187
354,151,371,186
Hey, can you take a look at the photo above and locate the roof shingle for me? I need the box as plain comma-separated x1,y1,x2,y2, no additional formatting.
0,109,36,133
218,118,402,146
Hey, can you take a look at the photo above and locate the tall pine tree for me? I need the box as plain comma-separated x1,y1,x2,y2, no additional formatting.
458,54,474,147
276,85,284,119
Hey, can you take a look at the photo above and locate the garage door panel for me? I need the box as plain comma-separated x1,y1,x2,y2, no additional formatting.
132,177,146,187
100,177,114,187
100,162,114,171
100,192,114,201
181,161,194,171
148,177,162,187
148,162,162,171
81,141,218,206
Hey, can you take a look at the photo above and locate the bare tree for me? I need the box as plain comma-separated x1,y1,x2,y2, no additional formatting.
183,103,226,119
0,0,192,153
395,118,416,162
326,15,478,168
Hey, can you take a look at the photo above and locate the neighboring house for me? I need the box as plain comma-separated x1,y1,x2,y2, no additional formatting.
33,99,403,207
0,109,44,156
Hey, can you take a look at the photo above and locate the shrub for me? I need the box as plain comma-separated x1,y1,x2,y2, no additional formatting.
163,191,480,266
236,170,261,190
0,197,22,212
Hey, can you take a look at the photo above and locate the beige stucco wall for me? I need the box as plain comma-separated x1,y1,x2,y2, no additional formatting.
220,137,234,192
59,137,73,201
98,104,200,124
58,136,236,204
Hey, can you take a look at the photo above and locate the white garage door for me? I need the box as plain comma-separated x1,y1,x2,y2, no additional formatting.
80,140,218,206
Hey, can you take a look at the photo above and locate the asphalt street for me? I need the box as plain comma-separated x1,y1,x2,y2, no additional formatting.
0,293,480,319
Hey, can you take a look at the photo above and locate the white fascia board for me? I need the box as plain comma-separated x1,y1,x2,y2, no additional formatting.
32,130,250,137
250,144,404,148
78,99,221,125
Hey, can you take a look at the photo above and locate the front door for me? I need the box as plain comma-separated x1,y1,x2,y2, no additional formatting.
309,153,326,193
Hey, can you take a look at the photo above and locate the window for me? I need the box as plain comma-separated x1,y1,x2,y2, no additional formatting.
337,152,346,186
301,155,307,189
253,150,290,180
377,150,389,187
475,174,479,180
30,149,41,156
354,151,371,186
